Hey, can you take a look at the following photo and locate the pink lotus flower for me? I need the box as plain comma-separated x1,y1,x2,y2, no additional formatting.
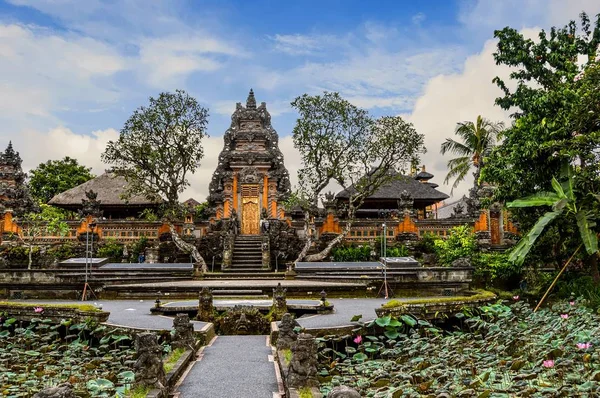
543,359,555,368
577,343,592,350
569,301,575,306
513,295,519,300
353,335,362,344
560,314,569,319
33,307,44,313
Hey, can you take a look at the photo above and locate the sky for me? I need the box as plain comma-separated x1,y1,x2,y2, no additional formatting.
1,0,599,203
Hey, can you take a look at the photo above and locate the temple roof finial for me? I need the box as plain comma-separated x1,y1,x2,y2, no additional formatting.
246,88,256,109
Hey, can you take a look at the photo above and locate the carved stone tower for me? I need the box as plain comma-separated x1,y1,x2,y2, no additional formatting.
208,90,291,234
0,142,35,216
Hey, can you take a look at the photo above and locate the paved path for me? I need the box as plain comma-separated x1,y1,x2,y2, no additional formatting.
176,335,280,398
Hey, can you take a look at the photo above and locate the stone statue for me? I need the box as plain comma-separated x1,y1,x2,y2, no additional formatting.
327,386,361,398
172,313,195,351
134,333,166,390
33,383,76,398
216,305,269,335
78,190,103,218
287,333,319,388
276,313,300,351
272,283,287,319
197,287,215,322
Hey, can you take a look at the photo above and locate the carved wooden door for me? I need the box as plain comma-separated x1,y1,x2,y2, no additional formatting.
490,212,501,245
241,184,260,235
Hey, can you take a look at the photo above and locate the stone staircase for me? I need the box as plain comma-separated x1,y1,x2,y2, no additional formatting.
206,235,283,280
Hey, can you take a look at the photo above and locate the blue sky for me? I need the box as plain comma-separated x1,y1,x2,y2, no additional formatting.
1,0,598,201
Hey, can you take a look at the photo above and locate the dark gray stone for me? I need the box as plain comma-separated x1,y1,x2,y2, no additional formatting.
172,313,195,351
451,257,471,268
134,333,166,390
276,313,299,351
33,383,76,398
327,386,361,398
287,333,319,388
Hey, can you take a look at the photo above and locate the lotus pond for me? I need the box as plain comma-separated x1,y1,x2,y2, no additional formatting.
0,317,137,397
317,300,600,397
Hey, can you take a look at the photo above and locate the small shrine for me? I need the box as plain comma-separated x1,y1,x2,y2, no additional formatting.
207,89,291,234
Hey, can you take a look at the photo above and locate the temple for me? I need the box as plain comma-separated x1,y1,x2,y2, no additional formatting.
0,142,35,217
207,89,291,234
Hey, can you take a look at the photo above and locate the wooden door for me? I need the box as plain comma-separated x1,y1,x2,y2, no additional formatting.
490,211,501,245
241,184,260,235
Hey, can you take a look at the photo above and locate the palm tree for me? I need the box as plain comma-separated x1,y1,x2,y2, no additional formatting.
440,115,504,194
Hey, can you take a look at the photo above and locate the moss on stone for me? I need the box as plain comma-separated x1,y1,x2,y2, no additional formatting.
0,301,100,312
381,290,496,309
298,387,314,398
163,347,186,373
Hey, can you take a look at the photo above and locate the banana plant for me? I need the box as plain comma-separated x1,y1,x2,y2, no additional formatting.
507,165,599,311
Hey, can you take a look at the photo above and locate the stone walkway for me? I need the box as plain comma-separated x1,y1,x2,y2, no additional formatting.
176,335,281,398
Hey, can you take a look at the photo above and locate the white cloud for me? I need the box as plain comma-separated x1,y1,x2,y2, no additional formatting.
138,34,246,88
412,13,426,26
406,38,514,199
459,0,600,32
271,34,322,55
0,23,126,128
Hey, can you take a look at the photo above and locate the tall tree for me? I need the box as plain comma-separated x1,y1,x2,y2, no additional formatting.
291,92,425,262
482,12,600,276
101,90,210,271
29,157,94,204
440,115,504,194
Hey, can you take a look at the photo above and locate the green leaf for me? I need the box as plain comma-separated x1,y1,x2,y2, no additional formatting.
384,330,399,339
576,210,598,255
507,192,560,208
375,315,391,327
551,176,567,199
400,315,417,327
352,352,368,361
509,210,562,265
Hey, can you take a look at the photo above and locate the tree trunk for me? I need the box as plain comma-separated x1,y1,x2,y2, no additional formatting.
295,210,313,263
28,244,32,270
304,220,352,262
168,223,208,273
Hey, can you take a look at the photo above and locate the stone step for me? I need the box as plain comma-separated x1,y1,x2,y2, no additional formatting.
233,245,262,250
232,256,262,262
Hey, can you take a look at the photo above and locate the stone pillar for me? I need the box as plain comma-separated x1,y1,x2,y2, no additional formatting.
222,232,234,269
198,287,215,322
172,313,196,352
134,333,166,391
287,333,319,389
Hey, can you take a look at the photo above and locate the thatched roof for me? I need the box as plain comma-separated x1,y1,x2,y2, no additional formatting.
336,172,449,202
49,172,162,208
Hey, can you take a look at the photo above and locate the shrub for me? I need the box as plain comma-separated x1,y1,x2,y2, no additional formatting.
415,232,437,254
434,225,477,266
331,245,373,261
556,275,600,310
47,242,77,260
473,252,521,287
96,239,123,261
130,236,149,261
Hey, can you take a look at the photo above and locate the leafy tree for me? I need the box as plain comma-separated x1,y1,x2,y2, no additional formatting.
507,165,599,308
481,12,600,275
101,90,210,272
483,12,600,203
29,157,94,203
291,92,425,261
17,204,69,269
433,225,478,266
440,115,503,194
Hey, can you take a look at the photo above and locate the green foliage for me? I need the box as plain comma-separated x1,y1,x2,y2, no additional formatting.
414,232,437,255
28,156,94,204
331,245,373,262
101,90,209,208
193,202,210,220
440,115,504,193
163,347,185,373
47,242,77,260
130,236,149,260
318,300,600,397
474,252,522,286
96,239,123,261
374,237,409,257
138,208,158,221
433,225,477,266
556,275,600,310
0,318,135,396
